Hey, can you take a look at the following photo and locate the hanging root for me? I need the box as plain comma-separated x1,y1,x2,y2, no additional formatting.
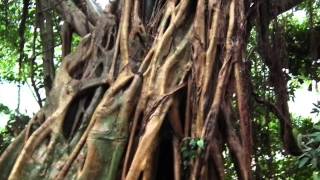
0,0,305,179
125,99,173,180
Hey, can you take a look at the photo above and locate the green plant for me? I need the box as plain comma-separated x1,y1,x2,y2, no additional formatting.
311,101,320,117
181,137,206,170
297,102,320,179
0,103,30,154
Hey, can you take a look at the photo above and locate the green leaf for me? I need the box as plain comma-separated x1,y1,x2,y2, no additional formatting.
298,156,310,168
196,139,205,149
312,172,320,180
313,135,320,143
310,132,320,137
189,139,196,147
314,125,320,131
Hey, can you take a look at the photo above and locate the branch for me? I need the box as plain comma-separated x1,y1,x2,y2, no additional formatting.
253,93,287,130
29,12,43,108
85,0,103,25
48,0,93,36
37,0,56,96
270,0,305,18
247,0,305,30
253,92,302,156
18,0,30,78
30,57,43,108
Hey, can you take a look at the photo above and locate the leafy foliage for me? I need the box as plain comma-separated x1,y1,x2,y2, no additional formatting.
0,103,30,154
245,7,320,178
181,138,206,170
311,101,320,116
296,102,320,179
283,1,320,89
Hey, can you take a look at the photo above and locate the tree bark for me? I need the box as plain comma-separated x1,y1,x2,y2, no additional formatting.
37,0,56,96
0,0,305,179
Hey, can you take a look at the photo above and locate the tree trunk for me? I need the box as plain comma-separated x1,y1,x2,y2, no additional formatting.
37,0,56,96
0,0,304,179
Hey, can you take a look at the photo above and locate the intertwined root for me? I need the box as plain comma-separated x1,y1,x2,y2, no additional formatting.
0,0,300,180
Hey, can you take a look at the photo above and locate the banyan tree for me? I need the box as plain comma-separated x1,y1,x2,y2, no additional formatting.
0,0,307,179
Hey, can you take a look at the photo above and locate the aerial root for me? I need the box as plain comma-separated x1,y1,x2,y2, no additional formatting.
209,137,225,179
195,0,222,137
120,0,133,67
55,73,134,179
173,136,182,180
125,99,172,180
191,0,237,178
8,124,51,180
